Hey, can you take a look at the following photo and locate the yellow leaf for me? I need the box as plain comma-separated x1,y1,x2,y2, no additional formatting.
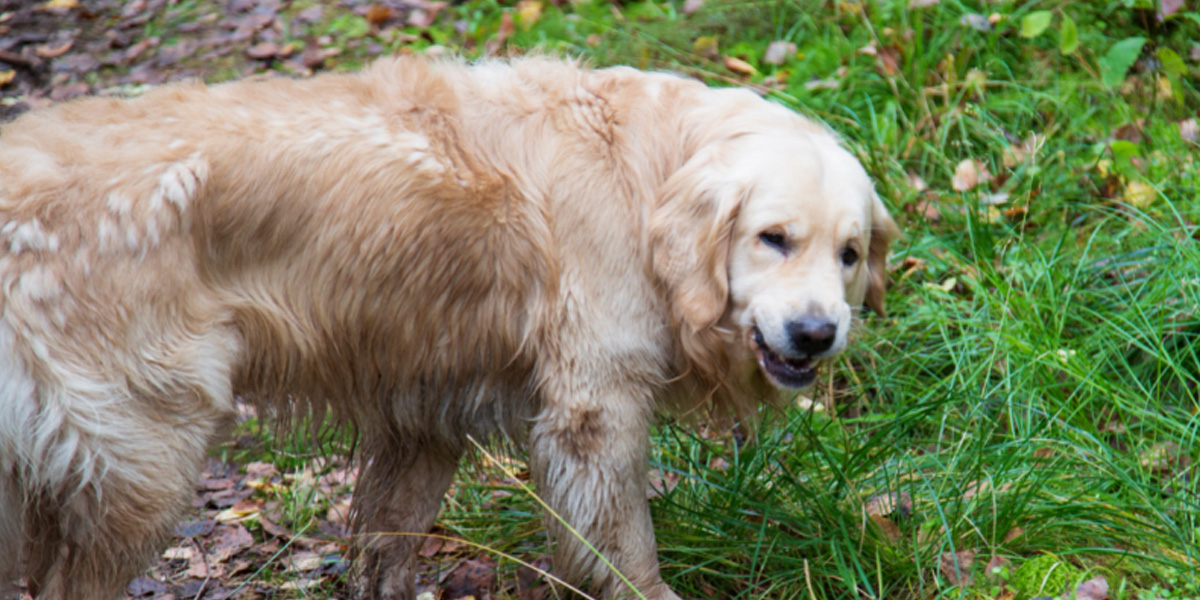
516,0,542,28
693,35,719,60
1123,180,1155,208
0,70,15,86
40,0,77,8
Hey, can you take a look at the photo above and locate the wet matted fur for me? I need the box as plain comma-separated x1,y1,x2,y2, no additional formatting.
0,56,898,599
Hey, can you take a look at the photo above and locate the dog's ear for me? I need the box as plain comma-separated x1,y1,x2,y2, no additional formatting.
865,193,899,317
651,150,743,331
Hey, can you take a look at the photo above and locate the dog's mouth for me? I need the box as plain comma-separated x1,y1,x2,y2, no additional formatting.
752,327,817,389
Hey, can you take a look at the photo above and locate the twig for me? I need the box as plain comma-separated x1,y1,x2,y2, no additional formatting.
189,537,213,600
0,50,36,69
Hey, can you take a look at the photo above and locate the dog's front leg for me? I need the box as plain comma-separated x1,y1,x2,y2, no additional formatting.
529,383,682,600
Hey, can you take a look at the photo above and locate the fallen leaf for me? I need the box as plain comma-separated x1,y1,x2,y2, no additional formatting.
39,0,77,9
162,546,195,560
365,5,393,27
763,41,797,65
35,41,73,58
127,577,169,598
708,457,730,470
939,550,975,586
0,70,15,86
682,0,703,13
960,13,990,31
1003,527,1025,543
444,556,497,599
1122,180,1156,209
724,56,757,75
1179,119,1198,143
876,46,901,76
516,555,553,600
215,498,261,522
865,491,913,517
175,518,217,538
209,523,255,561
1139,441,1179,471
693,36,719,60
280,578,321,591
1159,0,1184,18
516,0,542,28
246,42,280,60
285,550,324,572
986,555,1011,580
646,468,681,499
257,516,293,540
868,514,902,541
952,159,990,192
1076,575,1110,600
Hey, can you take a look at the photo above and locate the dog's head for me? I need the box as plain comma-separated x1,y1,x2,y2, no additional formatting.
652,94,898,395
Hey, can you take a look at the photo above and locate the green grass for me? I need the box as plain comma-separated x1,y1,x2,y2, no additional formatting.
393,0,1200,598
159,0,1200,597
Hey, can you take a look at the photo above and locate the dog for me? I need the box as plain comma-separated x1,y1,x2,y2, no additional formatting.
0,56,897,599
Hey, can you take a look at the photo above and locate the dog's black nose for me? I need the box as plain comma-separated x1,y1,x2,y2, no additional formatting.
787,317,836,356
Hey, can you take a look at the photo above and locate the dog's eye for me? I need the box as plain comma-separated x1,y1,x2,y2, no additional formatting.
759,231,787,252
841,247,859,267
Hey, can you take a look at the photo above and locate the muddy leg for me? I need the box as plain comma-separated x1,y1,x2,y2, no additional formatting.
528,381,682,600
351,439,463,600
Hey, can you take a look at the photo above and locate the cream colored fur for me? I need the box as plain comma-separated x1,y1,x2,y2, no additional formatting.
0,56,897,600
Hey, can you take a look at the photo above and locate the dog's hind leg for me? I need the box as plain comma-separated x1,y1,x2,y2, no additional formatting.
19,394,233,600
350,437,462,600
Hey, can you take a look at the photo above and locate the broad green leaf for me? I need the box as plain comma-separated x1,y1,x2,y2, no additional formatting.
1157,47,1186,79
1110,140,1139,166
1020,11,1053,39
1157,48,1186,104
1059,14,1078,55
1099,37,1146,88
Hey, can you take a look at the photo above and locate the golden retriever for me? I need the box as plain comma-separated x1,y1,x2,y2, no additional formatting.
0,56,897,600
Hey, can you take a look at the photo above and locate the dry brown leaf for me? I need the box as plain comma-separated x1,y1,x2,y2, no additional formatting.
876,46,901,76
444,556,498,599
952,159,990,192
1076,575,1110,600
764,41,797,66
724,56,757,75
868,514,902,541
1179,118,1198,143
285,550,323,572
495,12,515,45
35,41,73,58
646,468,681,499
985,555,1010,580
0,70,16,86
365,5,393,27
865,491,912,517
1003,526,1024,543
938,550,975,586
